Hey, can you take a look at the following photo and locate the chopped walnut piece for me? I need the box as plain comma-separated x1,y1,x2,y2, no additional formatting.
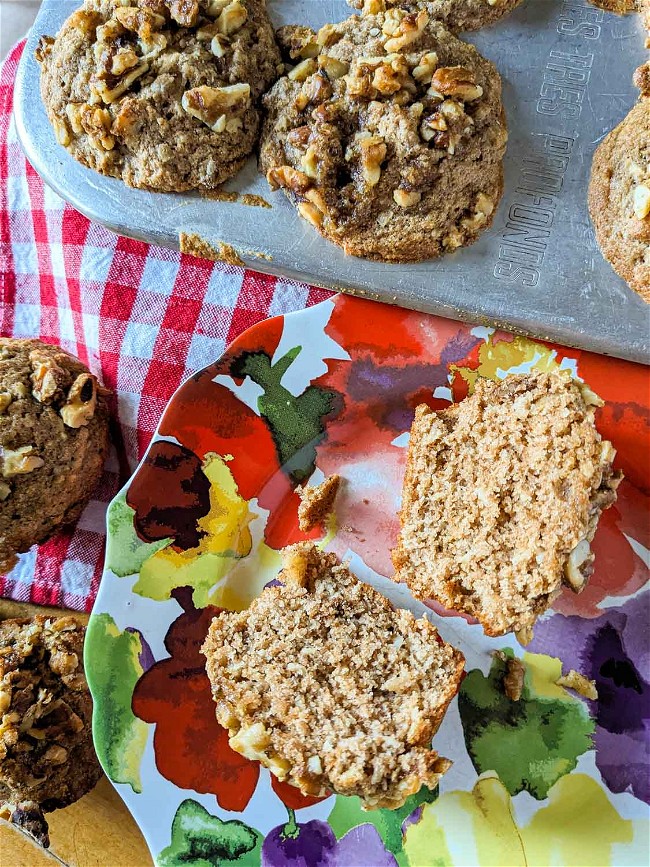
53,118,71,147
556,670,598,700
0,391,12,413
345,54,413,101
0,482,11,501
34,36,55,63
166,0,199,26
288,58,318,82
208,34,227,57
60,374,98,429
205,0,231,15
218,0,247,35
496,651,525,702
383,10,428,54
114,5,166,39
298,474,341,531
68,9,100,35
316,23,342,48
30,353,69,404
77,105,115,150
266,165,312,194
633,184,650,220
412,51,438,84
94,61,149,104
420,111,447,141
563,538,593,592
297,201,324,227
353,132,387,186
431,66,483,102
303,72,333,104
1,446,45,478
318,55,349,80
394,189,421,208
278,25,319,59
301,144,320,179
287,126,311,148
181,83,250,132
304,188,328,214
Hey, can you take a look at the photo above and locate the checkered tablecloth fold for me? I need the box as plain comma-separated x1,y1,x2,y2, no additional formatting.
0,40,331,611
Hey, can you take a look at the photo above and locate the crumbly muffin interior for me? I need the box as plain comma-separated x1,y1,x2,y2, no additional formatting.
392,373,622,637
203,543,464,809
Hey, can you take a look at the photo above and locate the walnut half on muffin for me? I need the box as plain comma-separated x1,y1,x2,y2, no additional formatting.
203,543,464,809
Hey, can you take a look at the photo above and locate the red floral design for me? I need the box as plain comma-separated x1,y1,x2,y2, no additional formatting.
132,588,324,811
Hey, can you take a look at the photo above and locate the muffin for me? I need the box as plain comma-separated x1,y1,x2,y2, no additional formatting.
0,339,109,574
392,372,622,639
203,542,464,809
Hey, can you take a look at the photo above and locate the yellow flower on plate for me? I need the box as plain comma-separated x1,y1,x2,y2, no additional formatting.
404,773,645,867
134,453,255,608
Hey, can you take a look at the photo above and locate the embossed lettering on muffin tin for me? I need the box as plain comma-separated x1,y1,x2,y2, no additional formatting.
14,0,650,363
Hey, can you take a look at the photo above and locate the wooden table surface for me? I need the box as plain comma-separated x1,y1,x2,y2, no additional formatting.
0,600,153,867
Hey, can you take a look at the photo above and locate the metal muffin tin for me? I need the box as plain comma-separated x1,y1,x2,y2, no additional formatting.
14,0,650,362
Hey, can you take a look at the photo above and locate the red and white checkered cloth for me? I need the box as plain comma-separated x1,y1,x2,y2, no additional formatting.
0,40,331,611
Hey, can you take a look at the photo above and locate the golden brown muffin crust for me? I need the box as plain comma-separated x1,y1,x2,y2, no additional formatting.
0,339,109,574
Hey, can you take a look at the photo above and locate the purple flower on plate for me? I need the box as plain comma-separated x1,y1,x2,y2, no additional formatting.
262,810,336,867
529,589,650,804
330,825,398,867
261,809,397,867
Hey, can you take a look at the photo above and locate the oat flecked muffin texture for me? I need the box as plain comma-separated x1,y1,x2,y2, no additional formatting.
0,339,109,574
588,101,650,300
0,616,101,847
260,11,507,262
37,0,281,191
203,543,465,809
392,372,622,638
297,474,341,531
348,0,525,33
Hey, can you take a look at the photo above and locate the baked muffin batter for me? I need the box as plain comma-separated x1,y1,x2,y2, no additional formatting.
203,543,464,809
261,12,507,262
589,102,650,300
0,339,109,574
38,0,281,191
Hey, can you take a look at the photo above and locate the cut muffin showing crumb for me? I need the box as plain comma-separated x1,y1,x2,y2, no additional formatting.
0,616,101,847
202,542,464,809
392,372,622,638
298,474,340,531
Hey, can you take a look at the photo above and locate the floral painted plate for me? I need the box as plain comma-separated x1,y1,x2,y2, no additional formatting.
85,296,650,867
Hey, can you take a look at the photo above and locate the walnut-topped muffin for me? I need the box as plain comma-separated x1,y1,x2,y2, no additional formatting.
0,616,101,847
0,339,109,574
260,11,507,262
37,0,281,191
